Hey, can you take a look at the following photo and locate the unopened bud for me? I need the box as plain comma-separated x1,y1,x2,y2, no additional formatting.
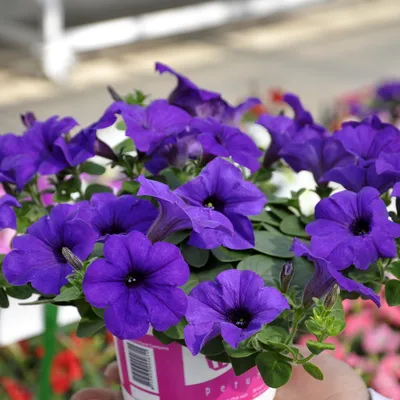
21,112,36,128
280,261,294,293
62,247,83,271
324,284,340,309
107,86,123,102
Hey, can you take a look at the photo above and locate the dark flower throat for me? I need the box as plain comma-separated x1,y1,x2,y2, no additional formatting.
349,215,372,236
226,308,252,329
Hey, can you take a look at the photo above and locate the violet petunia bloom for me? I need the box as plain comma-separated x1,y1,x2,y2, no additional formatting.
376,80,400,102
280,136,355,183
155,62,260,125
291,239,380,307
191,118,262,172
306,187,400,270
137,175,234,248
335,115,399,167
322,163,397,194
184,269,289,355
24,115,78,175
0,195,21,230
144,131,202,175
0,134,38,190
175,158,266,249
90,193,158,242
3,204,97,295
83,231,189,339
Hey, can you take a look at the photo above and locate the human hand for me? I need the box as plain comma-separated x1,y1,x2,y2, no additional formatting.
72,349,370,400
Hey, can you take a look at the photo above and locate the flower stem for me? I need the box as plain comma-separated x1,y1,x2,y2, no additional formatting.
39,304,58,400
285,308,303,345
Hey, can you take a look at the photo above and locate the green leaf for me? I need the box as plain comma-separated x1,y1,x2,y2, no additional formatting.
92,307,105,319
182,264,233,294
116,121,127,131
6,285,33,300
162,319,187,340
327,319,346,336
80,162,106,175
254,232,293,258
256,352,292,388
211,247,249,262
385,280,400,306
280,215,309,238
164,230,190,245
256,326,288,345
84,184,113,200
268,205,293,221
230,353,258,376
389,261,400,279
250,211,281,227
53,286,82,303
303,362,324,380
153,330,175,345
76,317,105,338
348,265,379,283
90,243,104,258
306,340,335,355
237,255,281,287
181,244,210,268
114,138,134,153
200,336,225,356
330,298,345,321
0,288,9,308
305,320,324,338
122,181,140,195
223,340,257,358
290,256,314,291
207,353,231,363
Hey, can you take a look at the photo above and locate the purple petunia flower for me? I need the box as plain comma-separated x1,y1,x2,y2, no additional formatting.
334,115,399,167
144,131,202,175
137,175,234,248
184,269,289,355
0,195,21,230
191,118,262,172
281,136,355,183
155,62,260,125
376,80,400,102
0,135,37,191
322,163,397,194
83,231,189,339
3,204,97,295
23,115,78,175
291,239,380,307
90,193,158,242
175,158,266,249
306,187,400,270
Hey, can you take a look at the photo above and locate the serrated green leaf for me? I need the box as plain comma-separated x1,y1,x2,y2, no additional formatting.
386,280,400,306
280,215,309,238
303,362,324,380
256,352,292,388
53,286,82,302
0,288,9,308
80,162,106,175
211,247,249,262
84,184,113,200
254,231,293,258
181,244,210,268
76,317,105,338
306,340,335,355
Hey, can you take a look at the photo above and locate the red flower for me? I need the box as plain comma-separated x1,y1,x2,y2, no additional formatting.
250,103,268,117
0,377,32,400
51,350,83,394
269,88,284,103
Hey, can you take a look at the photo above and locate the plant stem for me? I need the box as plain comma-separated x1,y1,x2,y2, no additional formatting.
28,184,48,214
285,309,303,345
296,353,315,365
39,304,58,400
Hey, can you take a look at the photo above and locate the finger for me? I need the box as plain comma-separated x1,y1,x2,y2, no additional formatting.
71,388,122,400
104,361,121,384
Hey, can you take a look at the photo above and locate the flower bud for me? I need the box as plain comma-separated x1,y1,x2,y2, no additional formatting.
107,86,123,102
62,247,83,271
280,261,294,293
324,284,340,309
20,112,36,128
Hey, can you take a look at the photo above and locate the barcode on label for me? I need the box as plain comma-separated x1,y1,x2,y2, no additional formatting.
126,342,159,393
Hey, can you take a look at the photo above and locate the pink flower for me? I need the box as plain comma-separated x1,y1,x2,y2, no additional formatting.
37,176,54,206
343,309,375,338
363,324,400,354
0,229,15,254
345,354,376,374
381,297,400,327
372,355,400,400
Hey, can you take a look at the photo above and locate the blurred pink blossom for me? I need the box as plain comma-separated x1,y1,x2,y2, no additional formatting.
37,176,54,206
0,229,15,254
363,324,400,354
372,355,400,400
343,309,375,338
